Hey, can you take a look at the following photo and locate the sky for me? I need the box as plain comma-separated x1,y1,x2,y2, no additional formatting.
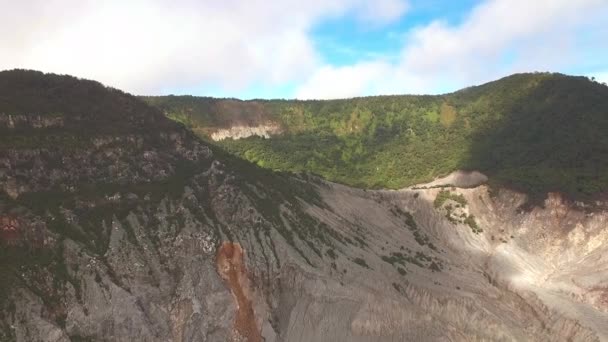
1,0,607,99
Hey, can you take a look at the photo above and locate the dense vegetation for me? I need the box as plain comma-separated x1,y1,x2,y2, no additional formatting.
432,190,482,234
145,73,608,201
433,190,467,208
0,70,174,133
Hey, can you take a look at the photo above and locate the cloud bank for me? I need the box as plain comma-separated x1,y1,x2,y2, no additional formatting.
0,0,407,94
296,0,608,99
1,0,606,98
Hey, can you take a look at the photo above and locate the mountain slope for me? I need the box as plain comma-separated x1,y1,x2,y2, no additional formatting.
0,70,324,341
1,70,608,341
144,73,608,201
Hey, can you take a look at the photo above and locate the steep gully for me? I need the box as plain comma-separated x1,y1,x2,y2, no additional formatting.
217,242,262,342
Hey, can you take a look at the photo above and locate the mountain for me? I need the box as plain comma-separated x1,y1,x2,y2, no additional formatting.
2,70,608,341
143,73,608,202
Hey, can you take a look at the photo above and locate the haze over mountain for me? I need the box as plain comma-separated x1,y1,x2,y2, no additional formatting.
2,69,608,342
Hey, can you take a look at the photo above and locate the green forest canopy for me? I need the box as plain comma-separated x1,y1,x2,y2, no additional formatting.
143,73,608,200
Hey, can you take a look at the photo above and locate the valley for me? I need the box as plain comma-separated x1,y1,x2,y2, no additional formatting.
0,70,607,341
144,73,608,201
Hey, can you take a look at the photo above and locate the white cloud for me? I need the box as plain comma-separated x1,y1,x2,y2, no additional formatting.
3,0,606,99
0,0,409,94
296,0,608,99
356,0,410,24
296,62,393,99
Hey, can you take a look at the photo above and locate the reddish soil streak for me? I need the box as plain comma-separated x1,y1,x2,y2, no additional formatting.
216,242,261,342
0,215,20,245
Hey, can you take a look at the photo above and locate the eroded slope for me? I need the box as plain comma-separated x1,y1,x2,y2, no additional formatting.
1,71,607,342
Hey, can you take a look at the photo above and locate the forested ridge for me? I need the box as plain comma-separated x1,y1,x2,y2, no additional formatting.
144,73,608,200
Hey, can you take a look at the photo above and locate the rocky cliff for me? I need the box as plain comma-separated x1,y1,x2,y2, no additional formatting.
210,124,282,141
1,70,607,341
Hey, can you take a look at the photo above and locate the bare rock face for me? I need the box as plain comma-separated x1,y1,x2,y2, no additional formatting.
266,181,607,342
9,172,604,342
1,71,607,342
210,123,282,141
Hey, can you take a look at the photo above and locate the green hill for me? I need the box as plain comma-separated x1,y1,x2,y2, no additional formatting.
143,73,608,201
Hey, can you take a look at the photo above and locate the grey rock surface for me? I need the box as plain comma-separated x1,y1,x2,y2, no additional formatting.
1,72,606,341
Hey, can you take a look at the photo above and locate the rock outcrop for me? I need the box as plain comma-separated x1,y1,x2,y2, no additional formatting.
210,123,282,141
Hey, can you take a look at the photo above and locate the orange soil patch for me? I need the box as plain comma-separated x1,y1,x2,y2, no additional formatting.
0,215,20,245
216,241,261,342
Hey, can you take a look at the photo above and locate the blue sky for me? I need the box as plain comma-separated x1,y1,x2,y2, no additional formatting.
2,0,608,99
310,1,477,66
